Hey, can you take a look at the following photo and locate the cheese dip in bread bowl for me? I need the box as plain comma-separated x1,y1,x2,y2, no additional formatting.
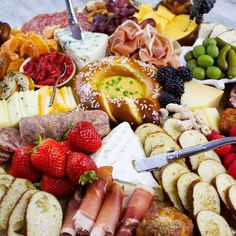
73,56,162,126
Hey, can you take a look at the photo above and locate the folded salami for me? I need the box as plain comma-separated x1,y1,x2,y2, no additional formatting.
19,110,110,145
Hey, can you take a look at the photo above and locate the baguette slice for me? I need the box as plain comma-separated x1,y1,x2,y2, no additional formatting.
7,189,38,236
135,123,165,145
0,77,18,100
26,191,63,236
177,172,201,212
163,118,182,141
191,181,220,217
161,163,189,211
145,131,180,157
226,184,236,216
196,210,232,236
0,167,5,174
0,174,14,201
214,173,235,207
197,160,226,184
0,178,33,230
179,130,220,171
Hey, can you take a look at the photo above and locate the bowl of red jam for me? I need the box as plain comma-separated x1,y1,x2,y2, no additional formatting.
20,52,76,88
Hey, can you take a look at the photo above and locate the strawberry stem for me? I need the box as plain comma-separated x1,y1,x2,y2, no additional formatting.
30,135,46,153
33,182,41,189
79,170,97,185
64,123,75,139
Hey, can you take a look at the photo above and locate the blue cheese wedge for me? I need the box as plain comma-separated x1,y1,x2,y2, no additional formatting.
54,28,108,69
91,122,163,198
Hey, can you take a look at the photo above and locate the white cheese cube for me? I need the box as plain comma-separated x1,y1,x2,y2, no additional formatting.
54,28,108,69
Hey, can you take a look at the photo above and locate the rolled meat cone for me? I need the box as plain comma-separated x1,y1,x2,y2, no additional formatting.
73,167,113,234
90,183,124,236
116,185,154,236
61,190,84,236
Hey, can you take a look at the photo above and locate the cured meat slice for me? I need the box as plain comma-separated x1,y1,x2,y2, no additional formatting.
73,173,113,234
61,190,84,236
116,185,154,236
90,183,124,236
0,150,12,164
19,110,110,145
0,128,22,153
21,11,91,35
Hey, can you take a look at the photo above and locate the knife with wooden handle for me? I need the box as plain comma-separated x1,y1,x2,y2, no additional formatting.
133,137,236,173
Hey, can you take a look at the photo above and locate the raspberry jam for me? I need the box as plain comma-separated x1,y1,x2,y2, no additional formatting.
23,52,74,86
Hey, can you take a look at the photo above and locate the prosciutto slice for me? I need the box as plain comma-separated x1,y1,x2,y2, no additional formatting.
116,185,154,236
90,183,124,236
73,173,113,234
61,190,84,236
108,20,180,67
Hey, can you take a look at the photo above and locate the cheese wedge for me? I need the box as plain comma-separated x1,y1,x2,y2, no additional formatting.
181,81,224,110
91,122,163,198
18,91,27,118
1,100,10,126
23,90,34,117
0,101,10,128
66,87,77,109
54,29,108,69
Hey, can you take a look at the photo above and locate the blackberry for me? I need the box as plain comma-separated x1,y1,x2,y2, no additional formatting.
177,66,193,82
164,79,185,97
199,0,216,14
157,66,177,86
159,91,180,108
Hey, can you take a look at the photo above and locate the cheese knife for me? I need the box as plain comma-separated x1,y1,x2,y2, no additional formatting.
133,137,236,173
65,0,82,40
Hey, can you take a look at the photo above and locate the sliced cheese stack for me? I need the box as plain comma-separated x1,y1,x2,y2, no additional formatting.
54,28,108,69
0,86,77,128
38,86,77,116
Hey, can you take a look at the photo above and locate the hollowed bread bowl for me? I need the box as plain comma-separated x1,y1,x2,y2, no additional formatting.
73,56,162,126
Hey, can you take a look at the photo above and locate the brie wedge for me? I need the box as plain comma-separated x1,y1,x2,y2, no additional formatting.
91,122,163,198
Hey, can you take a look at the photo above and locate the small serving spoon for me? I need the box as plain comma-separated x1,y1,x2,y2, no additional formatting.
49,63,67,107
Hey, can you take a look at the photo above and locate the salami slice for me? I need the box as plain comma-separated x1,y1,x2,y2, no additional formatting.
19,110,110,145
0,128,22,153
0,150,12,164
21,11,91,35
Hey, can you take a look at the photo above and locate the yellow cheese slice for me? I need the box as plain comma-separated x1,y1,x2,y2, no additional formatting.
0,101,9,128
181,81,224,110
1,100,10,126
156,5,175,21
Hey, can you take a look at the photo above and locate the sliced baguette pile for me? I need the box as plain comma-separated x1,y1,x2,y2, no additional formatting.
0,173,63,235
135,123,236,235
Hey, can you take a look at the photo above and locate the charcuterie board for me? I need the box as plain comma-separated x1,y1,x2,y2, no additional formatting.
1,0,236,235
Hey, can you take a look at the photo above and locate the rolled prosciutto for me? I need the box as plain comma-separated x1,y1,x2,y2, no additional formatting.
73,170,113,235
61,190,84,236
116,185,154,236
90,183,124,236
19,110,110,144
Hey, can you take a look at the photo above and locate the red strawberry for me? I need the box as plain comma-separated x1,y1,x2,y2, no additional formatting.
31,138,66,177
230,124,236,137
66,152,97,185
8,145,40,182
228,160,236,179
206,130,220,141
58,140,71,155
210,135,231,156
231,145,236,153
68,122,102,153
223,152,236,169
41,175,77,198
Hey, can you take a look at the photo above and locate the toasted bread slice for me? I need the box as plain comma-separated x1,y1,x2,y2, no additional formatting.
26,191,63,236
177,172,201,212
196,210,232,236
197,160,226,184
179,130,220,171
0,76,19,100
163,118,182,141
226,184,236,216
0,174,14,201
7,190,38,236
135,123,165,145
145,131,180,157
161,163,189,211
0,178,33,230
214,173,235,207
191,181,220,217
0,167,5,174
151,146,187,184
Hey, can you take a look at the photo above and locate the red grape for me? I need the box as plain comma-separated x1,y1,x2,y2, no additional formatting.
106,24,117,35
139,18,156,29
116,0,126,8
105,1,116,13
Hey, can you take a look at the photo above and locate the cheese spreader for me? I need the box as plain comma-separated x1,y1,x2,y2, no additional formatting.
133,137,236,173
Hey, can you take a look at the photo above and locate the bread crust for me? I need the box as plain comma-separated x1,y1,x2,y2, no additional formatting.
73,56,161,126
